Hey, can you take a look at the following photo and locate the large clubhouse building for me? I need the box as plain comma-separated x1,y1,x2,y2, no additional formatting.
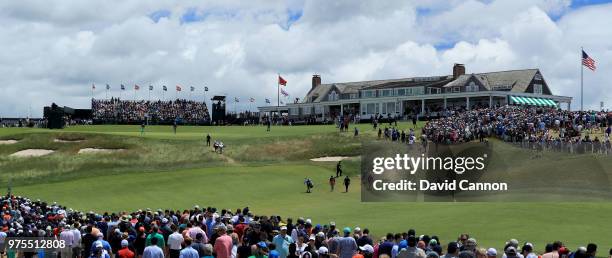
258,64,572,121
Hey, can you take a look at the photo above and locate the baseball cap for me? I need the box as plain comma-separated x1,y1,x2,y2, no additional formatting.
318,247,329,255
280,226,287,231
343,227,351,234
359,245,374,254
95,241,103,248
329,221,336,226
505,246,517,255
269,250,280,258
398,240,408,250
257,242,267,249
486,248,497,257
121,240,129,247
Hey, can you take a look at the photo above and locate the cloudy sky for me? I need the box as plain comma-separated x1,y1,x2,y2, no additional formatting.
1,0,611,117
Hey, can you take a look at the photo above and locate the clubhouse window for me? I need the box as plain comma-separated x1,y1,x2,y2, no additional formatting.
380,89,393,97
303,106,312,115
365,103,377,114
289,108,299,115
396,89,406,96
453,87,460,93
315,106,323,114
328,91,338,101
363,90,375,98
534,84,543,94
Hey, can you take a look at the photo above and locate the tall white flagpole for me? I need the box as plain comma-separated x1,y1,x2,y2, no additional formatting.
581,46,584,111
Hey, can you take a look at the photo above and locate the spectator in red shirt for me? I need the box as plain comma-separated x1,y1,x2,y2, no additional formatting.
118,240,135,258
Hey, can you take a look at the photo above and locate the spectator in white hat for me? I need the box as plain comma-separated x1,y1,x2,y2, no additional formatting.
273,226,294,258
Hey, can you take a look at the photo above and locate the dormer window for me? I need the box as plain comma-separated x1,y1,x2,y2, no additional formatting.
533,84,543,94
466,82,479,92
328,91,338,101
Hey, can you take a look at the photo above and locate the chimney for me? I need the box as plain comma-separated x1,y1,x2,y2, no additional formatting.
453,63,465,79
312,74,321,90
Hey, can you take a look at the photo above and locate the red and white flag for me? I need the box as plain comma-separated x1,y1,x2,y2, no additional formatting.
278,75,287,86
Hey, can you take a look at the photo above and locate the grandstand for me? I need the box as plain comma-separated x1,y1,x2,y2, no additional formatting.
91,98,211,125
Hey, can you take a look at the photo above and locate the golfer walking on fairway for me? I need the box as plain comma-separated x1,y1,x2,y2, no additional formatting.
343,176,350,193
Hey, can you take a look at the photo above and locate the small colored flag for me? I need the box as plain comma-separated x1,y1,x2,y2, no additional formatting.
106,84,110,90
278,75,287,86
163,85,168,91
190,86,195,92
281,88,289,97
134,84,140,90
265,98,271,104
234,97,240,102
582,50,596,71
92,83,96,90
121,84,125,90
176,85,182,91
149,85,153,91
249,97,255,102
204,86,209,92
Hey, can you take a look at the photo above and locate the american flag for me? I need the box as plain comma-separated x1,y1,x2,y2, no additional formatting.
234,97,240,102
163,85,167,91
249,97,255,102
265,98,271,104
582,50,596,71
190,86,195,92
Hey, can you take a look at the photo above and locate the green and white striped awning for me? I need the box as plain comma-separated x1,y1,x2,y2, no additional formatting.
509,96,557,107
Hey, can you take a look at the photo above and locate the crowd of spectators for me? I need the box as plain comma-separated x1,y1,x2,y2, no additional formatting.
421,106,612,153
92,99,210,125
1,195,608,258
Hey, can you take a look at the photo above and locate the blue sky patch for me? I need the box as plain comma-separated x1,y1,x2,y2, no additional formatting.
149,9,171,23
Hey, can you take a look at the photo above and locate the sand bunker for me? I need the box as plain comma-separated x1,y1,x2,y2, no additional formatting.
78,148,124,154
10,149,55,157
310,156,351,162
54,139,84,143
0,140,18,145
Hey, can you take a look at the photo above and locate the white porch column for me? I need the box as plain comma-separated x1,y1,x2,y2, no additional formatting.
421,99,425,115
443,97,447,110
466,97,470,110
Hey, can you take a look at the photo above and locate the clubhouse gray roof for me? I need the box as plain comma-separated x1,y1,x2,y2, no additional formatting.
303,68,541,103
304,76,451,103
443,69,539,92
